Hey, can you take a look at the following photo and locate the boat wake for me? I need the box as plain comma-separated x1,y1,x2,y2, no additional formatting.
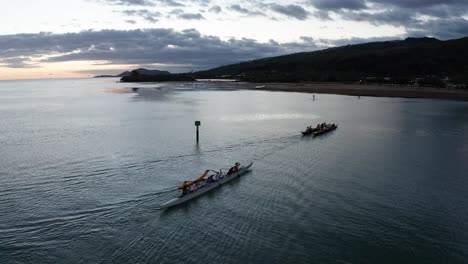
152,186,179,194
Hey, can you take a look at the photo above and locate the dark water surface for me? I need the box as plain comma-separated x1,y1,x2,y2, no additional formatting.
0,78,467,264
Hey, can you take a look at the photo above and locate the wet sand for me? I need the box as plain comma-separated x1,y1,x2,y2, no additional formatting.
249,82,468,101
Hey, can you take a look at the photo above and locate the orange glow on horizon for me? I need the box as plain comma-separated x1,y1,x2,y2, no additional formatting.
0,61,138,80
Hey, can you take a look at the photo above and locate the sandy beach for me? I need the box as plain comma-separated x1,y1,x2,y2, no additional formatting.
249,82,468,101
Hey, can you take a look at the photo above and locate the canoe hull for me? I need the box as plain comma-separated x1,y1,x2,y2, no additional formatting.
160,162,253,209
301,128,319,136
313,125,338,136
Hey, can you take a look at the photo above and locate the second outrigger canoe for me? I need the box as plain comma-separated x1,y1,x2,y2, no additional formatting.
160,162,253,209
313,124,338,136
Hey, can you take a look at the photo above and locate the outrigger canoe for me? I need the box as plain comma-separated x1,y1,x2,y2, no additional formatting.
160,162,253,209
313,124,338,136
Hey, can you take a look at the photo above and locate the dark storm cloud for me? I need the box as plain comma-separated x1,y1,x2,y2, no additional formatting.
160,0,185,7
165,0,210,7
340,9,416,27
407,18,468,39
208,5,222,13
121,9,162,23
369,0,468,18
371,0,464,9
229,4,265,16
177,12,205,20
96,0,468,40
169,8,184,15
0,29,321,71
268,4,310,20
307,0,468,39
167,8,205,20
308,0,468,11
97,0,212,7
313,10,332,20
308,0,367,10
98,0,156,6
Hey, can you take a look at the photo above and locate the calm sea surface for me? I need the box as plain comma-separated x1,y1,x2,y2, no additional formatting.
0,78,467,264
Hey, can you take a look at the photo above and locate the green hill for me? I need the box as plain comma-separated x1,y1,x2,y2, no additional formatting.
120,36,468,84
194,36,468,83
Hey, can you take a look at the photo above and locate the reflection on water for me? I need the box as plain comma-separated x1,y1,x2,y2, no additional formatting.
131,87,175,102
94,87,134,94
219,113,320,122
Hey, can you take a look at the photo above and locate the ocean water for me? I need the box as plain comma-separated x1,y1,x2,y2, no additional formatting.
0,78,467,264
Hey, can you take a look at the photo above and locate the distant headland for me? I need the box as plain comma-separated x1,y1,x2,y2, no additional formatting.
94,68,171,78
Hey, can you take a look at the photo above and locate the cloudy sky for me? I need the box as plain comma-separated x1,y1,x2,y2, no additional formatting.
1,0,467,80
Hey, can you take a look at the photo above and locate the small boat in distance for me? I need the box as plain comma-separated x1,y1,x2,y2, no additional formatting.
313,123,338,136
160,162,253,209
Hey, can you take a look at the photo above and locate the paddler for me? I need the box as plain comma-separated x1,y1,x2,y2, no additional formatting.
227,162,240,175
182,186,188,194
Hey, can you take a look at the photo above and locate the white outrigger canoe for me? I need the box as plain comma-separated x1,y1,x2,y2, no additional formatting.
160,162,253,209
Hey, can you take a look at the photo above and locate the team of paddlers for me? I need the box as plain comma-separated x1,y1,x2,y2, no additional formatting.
180,162,241,196
302,122,338,136
305,122,336,133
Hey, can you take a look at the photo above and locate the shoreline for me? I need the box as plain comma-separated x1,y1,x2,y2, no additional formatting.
247,82,468,102
115,79,468,102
